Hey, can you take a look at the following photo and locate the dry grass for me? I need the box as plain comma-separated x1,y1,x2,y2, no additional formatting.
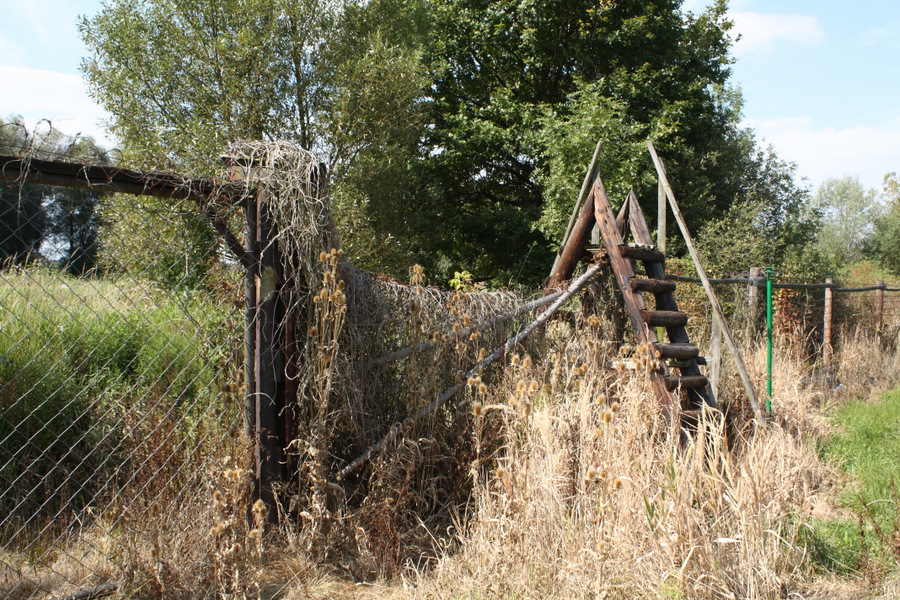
7,311,900,600
5,266,900,600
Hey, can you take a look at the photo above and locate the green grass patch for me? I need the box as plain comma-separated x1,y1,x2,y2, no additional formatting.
0,268,240,543
808,388,900,574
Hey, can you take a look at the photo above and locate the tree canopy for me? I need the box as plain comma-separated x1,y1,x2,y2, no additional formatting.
80,0,817,285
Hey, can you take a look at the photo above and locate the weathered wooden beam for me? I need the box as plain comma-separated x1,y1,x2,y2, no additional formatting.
546,191,596,289
641,309,688,328
619,245,665,263
254,188,285,521
664,375,709,390
0,153,253,267
0,154,247,202
630,278,676,294
552,140,603,274
655,343,700,360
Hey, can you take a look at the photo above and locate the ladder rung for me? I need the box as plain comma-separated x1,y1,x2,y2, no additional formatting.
655,343,699,359
641,310,688,328
667,357,708,368
664,375,709,390
630,277,676,294
619,245,665,262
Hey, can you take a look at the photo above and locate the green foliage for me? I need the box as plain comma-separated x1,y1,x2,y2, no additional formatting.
810,175,882,268
80,0,817,286
0,269,233,525
694,141,829,278
872,173,900,277
811,388,900,572
96,194,223,289
406,0,740,284
1,117,49,263
80,0,429,280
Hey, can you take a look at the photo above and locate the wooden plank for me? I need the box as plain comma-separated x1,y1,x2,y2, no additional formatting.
710,315,722,398
647,141,762,425
655,343,700,359
641,309,688,327
254,187,285,522
876,280,885,341
823,277,833,368
620,245,665,262
552,140,604,274
546,189,596,289
591,177,675,410
627,189,655,246
630,278,676,294
657,179,666,253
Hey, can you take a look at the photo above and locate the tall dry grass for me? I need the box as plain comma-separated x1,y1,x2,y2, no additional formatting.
6,293,900,600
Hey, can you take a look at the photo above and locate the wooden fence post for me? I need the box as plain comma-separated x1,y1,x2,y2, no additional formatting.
876,280,885,342
254,187,287,522
823,277,833,368
749,267,761,330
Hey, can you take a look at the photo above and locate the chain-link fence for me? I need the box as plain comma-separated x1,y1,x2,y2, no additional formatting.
3,130,900,598
1,143,545,599
1,145,250,598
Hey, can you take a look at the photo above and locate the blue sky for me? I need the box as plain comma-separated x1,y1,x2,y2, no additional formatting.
1,0,898,192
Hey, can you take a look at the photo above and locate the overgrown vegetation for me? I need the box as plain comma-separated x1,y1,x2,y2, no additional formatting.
0,268,242,546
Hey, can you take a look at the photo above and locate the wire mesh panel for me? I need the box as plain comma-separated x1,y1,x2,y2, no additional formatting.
0,175,245,598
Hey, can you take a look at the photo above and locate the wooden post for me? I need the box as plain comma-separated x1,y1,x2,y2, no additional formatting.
749,267,761,331
551,140,603,275
657,179,666,253
823,277,833,368
647,141,763,425
244,196,258,436
876,280,885,342
254,188,286,521
546,191,596,290
710,314,722,398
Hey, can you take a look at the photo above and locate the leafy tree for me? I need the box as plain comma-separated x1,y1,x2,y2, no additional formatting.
80,0,429,276
401,0,739,283
693,138,829,278
810,175,882,267
43,138,111,275
872,173,900,277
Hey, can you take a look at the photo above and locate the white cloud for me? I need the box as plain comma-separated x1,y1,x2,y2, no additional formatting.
730,12,825,56
744,115,900,190
0,66,115,147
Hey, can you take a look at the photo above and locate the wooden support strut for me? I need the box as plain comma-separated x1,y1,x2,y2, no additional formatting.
590,178,676,412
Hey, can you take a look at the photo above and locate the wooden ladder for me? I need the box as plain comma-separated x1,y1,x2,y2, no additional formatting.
591,179,716,416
